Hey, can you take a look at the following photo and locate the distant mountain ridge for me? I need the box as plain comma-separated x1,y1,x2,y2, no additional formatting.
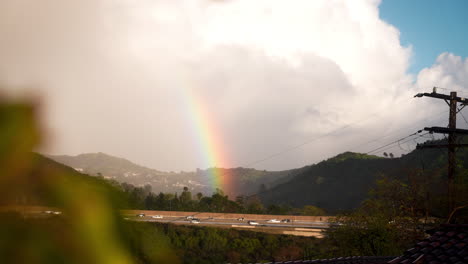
48,152,162,176
47,152,294,198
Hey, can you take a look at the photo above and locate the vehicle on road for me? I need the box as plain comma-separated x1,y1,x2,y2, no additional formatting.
280,219,291,223
186,215,194,220
136,213,145,217
151,215,163,219
267,219,280,223
248,221,259,225
190,218,200,224
237,217,245,221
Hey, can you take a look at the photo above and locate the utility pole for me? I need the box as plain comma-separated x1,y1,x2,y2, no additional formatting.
415,88,468,214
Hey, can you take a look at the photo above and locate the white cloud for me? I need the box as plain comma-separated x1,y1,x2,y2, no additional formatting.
416,53,468,93
0,0,466,171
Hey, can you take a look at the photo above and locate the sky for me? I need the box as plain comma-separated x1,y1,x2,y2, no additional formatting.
380,0,468,73
1,0,467,172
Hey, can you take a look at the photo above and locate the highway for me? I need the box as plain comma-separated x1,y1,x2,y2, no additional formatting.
1,206,332,237
124,214,332,237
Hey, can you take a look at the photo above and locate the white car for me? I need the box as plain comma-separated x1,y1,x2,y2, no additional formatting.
186,215,194,220
190,219,200,224
151,215,163,219
267,219,280,223
237,217,245,221
136,213,145,217
248,221,259,225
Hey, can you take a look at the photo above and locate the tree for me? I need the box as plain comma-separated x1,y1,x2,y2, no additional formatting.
301,205,326,216
144,193,156,210
324,213,403,256
196,192,203,201
179,187,192,210
144,184,152,196
246,195,264,214
323,174,438,257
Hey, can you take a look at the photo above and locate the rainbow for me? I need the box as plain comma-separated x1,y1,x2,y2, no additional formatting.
181,84,233,196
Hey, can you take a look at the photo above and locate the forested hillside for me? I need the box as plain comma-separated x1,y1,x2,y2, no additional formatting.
48,153,294,198
259,139,468,213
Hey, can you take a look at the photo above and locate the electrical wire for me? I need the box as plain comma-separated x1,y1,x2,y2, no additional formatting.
365,131,423,155
349,110,447,153
459,111,468,127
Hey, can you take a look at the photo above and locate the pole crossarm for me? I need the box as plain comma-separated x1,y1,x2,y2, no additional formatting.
417,143,468,149
414,92,468,105
415,89,465,215
423,126,468,135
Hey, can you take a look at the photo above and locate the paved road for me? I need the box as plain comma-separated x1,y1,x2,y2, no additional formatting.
4,207,330,237
126,215,331,230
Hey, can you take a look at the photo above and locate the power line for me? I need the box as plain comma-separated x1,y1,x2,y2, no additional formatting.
367,132,430,155
365,131,423,155
459,111,468,126
242,132,433,204
349,110,447,153
170,93,459,199
241,96,420,168
189,106,449,194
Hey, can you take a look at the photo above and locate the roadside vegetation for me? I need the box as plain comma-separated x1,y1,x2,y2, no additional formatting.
118,183,326,216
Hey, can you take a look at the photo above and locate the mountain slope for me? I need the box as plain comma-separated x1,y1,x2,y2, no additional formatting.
259,140,467,212
47,153,293,197
1,152,130,208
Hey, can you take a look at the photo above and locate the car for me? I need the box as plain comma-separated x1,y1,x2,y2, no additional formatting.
136,213,145,217
267,219,280,223
237,217,245,221
190,219,200,224
186,215,194,220
151,215,163,219
248,221,259,225
52,211,62,215
280,219,291,223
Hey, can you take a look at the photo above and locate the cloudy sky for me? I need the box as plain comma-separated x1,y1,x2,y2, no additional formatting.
1,0,467,171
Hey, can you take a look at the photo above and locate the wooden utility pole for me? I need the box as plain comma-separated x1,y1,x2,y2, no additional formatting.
415,88,468,213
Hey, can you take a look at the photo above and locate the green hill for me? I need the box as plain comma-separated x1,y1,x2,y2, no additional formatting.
47,153,293,198
3,152,131,208
259,139,468,213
